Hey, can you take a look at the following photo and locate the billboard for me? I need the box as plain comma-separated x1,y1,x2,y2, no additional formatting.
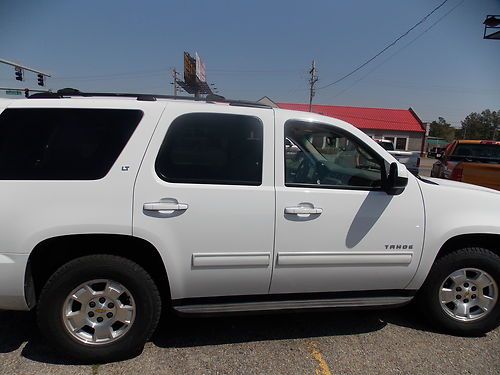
183,52,196,85
195,52,206,83
181,51,211,95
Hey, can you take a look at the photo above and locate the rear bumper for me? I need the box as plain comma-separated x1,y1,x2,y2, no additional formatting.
0,253,30,311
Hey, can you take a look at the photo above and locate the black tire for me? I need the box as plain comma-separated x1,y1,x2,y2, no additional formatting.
37,254,162,362
417,247,500,336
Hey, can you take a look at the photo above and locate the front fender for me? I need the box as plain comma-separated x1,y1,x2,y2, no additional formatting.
408,178,500,290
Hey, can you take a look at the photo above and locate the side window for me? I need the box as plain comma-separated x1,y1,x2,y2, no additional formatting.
0,108,142,180
156,113,263,185
285,120,384,189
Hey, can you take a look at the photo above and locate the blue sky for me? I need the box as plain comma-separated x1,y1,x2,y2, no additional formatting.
1,0,499,125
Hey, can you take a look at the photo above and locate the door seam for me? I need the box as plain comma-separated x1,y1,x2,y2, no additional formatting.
267,109,277,293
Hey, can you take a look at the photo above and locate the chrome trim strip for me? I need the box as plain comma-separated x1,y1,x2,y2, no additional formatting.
174,296,413,314
192,252,271,267
276,252,413,266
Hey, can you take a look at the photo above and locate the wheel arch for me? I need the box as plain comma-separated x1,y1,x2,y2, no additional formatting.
27,234,171,308
437,233,500,259
407,232,500,291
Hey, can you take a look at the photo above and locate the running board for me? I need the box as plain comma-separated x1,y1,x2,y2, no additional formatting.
173,296,413,315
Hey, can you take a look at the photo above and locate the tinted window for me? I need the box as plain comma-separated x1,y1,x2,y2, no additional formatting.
0,108,142,180
156,113,263,185
285,121,383,189
453,143,500,159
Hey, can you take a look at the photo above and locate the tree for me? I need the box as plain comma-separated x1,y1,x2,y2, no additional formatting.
429,117,455,142
457,109,500,140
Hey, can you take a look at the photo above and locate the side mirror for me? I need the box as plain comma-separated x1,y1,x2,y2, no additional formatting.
386,162,408,195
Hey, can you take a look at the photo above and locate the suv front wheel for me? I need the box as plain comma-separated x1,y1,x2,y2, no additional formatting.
37,254,161,362
418,247,500,336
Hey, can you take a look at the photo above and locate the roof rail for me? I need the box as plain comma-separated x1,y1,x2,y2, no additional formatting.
28,88,271,109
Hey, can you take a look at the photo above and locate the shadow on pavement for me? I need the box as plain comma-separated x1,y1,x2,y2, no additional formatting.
0,304,440,365
0,310,34,354
151,303,443,349
0,310,78,364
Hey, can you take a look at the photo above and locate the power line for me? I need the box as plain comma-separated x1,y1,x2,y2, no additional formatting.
49,67,302,81
327,0,465,99
53,68,170,80
318,0,450,90
208,68,301,75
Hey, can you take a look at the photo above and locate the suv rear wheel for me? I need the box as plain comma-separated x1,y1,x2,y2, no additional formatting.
37,254,161,362
418,247,500,336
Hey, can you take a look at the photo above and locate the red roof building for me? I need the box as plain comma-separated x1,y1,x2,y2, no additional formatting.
258,97,426,152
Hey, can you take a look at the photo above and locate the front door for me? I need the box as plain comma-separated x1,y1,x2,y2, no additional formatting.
270,114,425,295
134,103,275,300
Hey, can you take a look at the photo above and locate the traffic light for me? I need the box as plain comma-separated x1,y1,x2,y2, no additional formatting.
15,67,23,81
24,89,29,98
37,73,45,87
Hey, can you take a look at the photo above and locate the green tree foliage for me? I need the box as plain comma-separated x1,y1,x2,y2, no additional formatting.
429,117,455,142
456,109,500,140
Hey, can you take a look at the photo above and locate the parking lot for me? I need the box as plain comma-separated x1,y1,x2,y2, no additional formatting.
419,157,435,177
1,305,499,375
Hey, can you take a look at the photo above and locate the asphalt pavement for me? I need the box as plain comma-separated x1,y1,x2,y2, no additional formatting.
419,157,435,177
1,305,499,375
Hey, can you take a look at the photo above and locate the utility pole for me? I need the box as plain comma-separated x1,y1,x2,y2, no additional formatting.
172,68,179,97
308,60,318,112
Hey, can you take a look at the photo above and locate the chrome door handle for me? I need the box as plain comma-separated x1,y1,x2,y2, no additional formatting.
284,206,323,215
143,202,189,212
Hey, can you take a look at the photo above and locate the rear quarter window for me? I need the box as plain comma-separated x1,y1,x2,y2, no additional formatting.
0,108,143,180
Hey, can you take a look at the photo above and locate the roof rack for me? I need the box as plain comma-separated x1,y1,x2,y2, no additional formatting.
28,88,272,109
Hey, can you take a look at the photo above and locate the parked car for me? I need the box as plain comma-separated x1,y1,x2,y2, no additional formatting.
428,146,447,159
375,139,420,175
431,140,500,190
0,91,499,362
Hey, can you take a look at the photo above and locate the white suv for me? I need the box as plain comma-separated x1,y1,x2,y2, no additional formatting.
0,90,499,362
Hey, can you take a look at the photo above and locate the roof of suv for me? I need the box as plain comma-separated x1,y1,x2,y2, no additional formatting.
1,97,277,117
16,89,273,110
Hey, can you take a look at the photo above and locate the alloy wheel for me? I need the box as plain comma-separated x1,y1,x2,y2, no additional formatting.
439,268,497,322
62,279,136,345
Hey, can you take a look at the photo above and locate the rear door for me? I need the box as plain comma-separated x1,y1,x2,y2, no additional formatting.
133,103,275,300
